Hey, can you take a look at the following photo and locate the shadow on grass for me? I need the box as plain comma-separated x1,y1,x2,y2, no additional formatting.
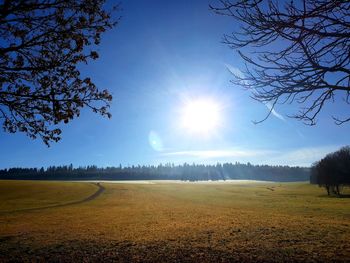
339,194,350,198
0,183,105,215
318,194,350,198
0,239,338,263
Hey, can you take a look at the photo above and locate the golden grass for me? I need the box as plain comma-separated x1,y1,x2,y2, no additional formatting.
0,181,349,262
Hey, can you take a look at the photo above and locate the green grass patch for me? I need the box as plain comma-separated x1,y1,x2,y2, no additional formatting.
0,180,97,212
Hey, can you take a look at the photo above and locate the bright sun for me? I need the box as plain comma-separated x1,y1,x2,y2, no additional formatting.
180,98,222,136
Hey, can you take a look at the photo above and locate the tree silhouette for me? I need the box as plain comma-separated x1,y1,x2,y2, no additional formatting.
0,0,118,145
211,0,350,125
311,146,350,196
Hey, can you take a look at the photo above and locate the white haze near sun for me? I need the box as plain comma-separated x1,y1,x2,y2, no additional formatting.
179,97,223,137
148,94,227,152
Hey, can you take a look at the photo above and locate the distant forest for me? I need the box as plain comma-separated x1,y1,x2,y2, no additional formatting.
0,163,310,182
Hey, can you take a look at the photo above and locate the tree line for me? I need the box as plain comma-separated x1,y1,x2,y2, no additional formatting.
0,162,310,182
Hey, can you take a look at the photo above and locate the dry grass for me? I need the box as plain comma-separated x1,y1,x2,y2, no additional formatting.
0,180,349,262
0,180,96,212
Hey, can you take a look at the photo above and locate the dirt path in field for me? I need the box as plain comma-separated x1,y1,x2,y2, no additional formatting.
76,183,105,204
1,183,105,214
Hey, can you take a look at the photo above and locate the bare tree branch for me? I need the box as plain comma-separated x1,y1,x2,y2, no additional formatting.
211,0,350,124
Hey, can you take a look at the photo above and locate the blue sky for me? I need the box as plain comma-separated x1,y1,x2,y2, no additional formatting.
0,0,349,168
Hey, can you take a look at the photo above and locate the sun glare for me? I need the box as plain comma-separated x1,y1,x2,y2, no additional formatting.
180,98,222,136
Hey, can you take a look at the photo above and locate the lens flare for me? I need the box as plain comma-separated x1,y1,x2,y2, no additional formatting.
148,130,163,151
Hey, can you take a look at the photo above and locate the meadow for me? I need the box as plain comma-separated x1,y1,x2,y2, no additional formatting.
0,180,349,262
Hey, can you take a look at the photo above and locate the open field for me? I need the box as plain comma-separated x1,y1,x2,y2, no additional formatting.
0,180,349,262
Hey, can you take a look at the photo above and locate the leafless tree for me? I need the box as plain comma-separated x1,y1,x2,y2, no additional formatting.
211,0,350,125
0,0,118,145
